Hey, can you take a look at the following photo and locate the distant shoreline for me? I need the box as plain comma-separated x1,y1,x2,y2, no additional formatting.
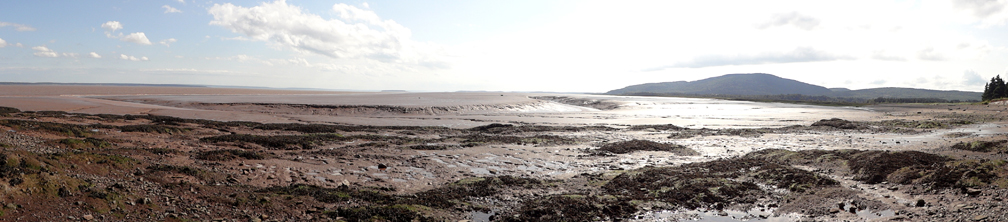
605,92,979,106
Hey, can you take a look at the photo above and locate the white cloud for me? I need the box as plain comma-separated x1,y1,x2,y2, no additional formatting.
208,1,447,68
0,21,36,31
220,36,250,41
962,70,987,85
88,52,102,58
0,38,6,47
100,21,153,45
159,38,177,47
871,50,906,61
177,0,186,5
952,0,1008,26
32,46,59,57
362,2,369,8
205,54,333,69
163,5,182,13
101,21,122,32
954,0,1005,18
757,12,821,30
121,32,152,45
205,54,264,64
916,47,945,61
14,43,22,47
119,54,148,61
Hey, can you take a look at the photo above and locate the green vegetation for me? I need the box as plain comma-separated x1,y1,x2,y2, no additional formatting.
0,107,19,116
200,133,347,150
329,205,431,222
982,75,1007,101
58,138,112,149
118,125,189,134
0,119,96,137
951,140,1008,152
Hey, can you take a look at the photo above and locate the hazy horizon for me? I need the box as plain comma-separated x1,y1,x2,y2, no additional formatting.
2,0,1007,92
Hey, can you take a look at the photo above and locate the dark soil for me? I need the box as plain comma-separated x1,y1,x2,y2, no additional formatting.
502,194,636,222
193,149,266,161
460,134,578,147
117,125,189,134
594,139,697,155
469,123,616,134
845,151,950,184
745,149,1008,191
811,118,863,129
603,158,837,209
410,176,551,209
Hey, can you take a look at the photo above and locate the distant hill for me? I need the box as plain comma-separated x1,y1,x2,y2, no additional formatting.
830,87,980,101
607,73,833,96
607,73,982,102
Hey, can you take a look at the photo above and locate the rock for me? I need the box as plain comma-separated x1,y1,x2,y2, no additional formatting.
829,208,840,214
966,188,982,196
251,217,262,222
915,199,926,207
955,204,967,212
82,214,94,220
973,215,988,221
888,216,907,220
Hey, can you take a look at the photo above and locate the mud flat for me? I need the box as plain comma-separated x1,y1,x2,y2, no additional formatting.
0,86,1005,221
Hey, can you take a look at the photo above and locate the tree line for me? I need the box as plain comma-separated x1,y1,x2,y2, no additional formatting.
982,75,1007,101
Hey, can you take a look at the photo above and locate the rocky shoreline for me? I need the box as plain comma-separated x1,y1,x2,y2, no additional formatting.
0,101,1005,221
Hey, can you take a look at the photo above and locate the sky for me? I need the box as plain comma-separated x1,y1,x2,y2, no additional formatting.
1,0,1007,92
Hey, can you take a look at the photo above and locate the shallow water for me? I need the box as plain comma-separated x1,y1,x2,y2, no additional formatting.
96,93,881,128
470,210,494,222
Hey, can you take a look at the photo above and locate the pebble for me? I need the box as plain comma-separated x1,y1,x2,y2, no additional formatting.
973,215,988,221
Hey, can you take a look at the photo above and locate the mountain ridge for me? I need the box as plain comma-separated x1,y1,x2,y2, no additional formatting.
607,73,981,102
